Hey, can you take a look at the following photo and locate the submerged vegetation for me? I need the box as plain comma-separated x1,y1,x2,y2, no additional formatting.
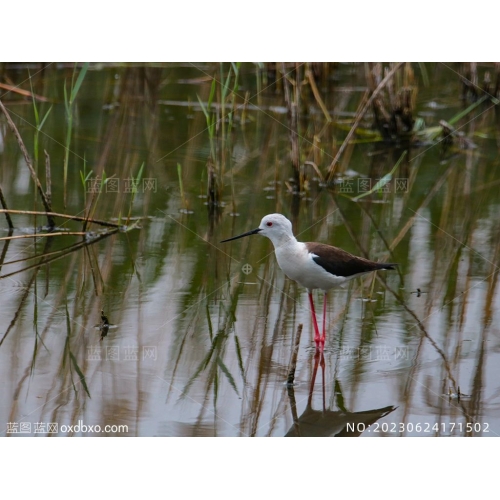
0,62,499,436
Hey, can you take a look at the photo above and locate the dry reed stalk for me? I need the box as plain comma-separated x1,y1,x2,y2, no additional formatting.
0,229,118,280
0,82,50,102
0,209,122,228
367,63,416,141
0,99,54,228
0,185,14,229
282,63,301,188
0,232,88,242
325,62,405,182
461,62,478,101
2,238,98,266
495,63,500,98
305,63,332,122
44,150,52,207
286,323,303,386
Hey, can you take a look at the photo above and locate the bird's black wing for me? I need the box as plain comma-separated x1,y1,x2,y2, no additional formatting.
307,243,396,278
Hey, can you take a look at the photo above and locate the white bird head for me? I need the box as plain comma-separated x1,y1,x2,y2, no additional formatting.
220,213,295,247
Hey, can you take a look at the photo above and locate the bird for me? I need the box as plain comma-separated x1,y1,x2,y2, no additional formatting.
221,213,396,350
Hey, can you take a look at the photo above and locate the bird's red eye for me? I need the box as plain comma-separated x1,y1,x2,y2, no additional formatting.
266,222,273,227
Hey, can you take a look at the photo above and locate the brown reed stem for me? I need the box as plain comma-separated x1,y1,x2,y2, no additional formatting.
282,63,301,188
0,232,89,242
0,99,55,228
0,229,118,281
306,63,332,122
287,323,303,386
0,184,14,229
326,61,405,181
0,209,123,228
44,150,52,207
0,82,50,102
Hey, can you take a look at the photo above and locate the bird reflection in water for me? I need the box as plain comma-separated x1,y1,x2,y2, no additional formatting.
286,349,396,437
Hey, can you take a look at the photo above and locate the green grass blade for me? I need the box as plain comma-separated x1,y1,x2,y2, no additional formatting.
63,81,70,115
234,334,245,382
203,331,223,370
207,78,216,109
177,162,185,206
230,62,241,76
197,94,210,121
70,62,89,103
206,303,214,341
38,105,53,130
217,357,239,396
448,94,489,125
417,62,429,87
29,75,39,126
70,350,91,398
135,161,145,185
222,67,232,100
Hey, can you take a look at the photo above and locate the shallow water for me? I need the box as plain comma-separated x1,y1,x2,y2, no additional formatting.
1,62,499,436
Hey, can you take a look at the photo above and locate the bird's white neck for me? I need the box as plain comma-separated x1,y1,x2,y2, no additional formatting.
266,232,297,250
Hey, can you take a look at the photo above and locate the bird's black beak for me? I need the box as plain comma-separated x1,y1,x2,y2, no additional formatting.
220,227,261,243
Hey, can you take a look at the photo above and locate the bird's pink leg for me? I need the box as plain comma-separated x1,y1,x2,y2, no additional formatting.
321,292,328,347
308,292,321,348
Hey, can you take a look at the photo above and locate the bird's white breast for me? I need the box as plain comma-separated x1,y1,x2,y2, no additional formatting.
274,242,347,291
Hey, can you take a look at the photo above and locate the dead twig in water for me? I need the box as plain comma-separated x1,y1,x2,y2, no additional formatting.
0,185,14,229
0,209,123,228
0,229,119,281
287,323,303,386
0,232,89,242
0,82,50,102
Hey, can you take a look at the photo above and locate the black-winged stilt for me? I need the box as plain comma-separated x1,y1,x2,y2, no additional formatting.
221,214,396,350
